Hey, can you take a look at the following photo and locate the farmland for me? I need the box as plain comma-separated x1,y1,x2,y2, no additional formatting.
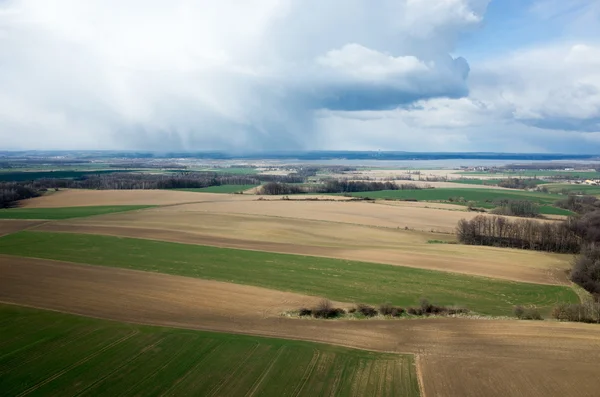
0,304,418,397
0,183,597,396
0,205,153,220
544,183,600,195
341,188,573,215
2,255,600,397
0,231,578,315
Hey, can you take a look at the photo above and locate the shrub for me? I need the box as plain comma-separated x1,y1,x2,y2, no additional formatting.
513,305,525,319
312,299,345,319
356,304,377,317
298,308,312,316
379,303,395,316
391,307,405,317
514,306,542,320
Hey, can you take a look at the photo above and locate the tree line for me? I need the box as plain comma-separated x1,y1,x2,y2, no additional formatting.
456,215,580,253
258,181,422,195
457,201,600,300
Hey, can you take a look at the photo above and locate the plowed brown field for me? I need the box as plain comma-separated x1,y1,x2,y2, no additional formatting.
0,219,45,236
1,255,599,397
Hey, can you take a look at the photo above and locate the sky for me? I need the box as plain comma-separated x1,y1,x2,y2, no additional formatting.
0,0,599,153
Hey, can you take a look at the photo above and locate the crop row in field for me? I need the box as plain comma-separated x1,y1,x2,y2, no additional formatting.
339,188,572,215
174,184,259,193
0,205,154,220
0,304,418,397
0,231,579,315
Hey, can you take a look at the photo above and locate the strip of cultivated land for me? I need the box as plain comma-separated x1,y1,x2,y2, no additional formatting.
35,209,572,285
341,188,572,215
0,232,578,315
0,205,153,220
1,256,599,397
0,304,418,397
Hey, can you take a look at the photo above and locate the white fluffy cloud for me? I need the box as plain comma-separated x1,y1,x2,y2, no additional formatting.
0,0,489,150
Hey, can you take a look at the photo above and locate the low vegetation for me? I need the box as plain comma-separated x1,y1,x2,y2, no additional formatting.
0,205,154,220
0,231,579,316
298,299,469,319
491,200,540,218
551,301,600,323
0,304,419,396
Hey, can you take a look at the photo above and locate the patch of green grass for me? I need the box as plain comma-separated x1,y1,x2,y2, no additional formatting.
0,231,578,316
0,206,154,220
339,188,570,215
174,184,258,193
0,304,419,397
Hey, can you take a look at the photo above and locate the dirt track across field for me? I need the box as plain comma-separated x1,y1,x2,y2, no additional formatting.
1,255,599,397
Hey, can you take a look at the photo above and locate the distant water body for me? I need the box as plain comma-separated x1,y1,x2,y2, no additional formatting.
264,159,600,168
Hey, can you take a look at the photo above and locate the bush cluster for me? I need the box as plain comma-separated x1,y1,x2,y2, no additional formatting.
298,299,468,319
513,305,543,320
491,200,540,218
551,302,600,323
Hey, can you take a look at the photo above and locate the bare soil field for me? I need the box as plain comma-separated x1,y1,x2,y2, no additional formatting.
20,189,257,208
158,199,496,233
2,256,599,397
0,219,45,236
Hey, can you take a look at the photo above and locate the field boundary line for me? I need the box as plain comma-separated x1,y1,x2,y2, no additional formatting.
15,329,139,397
245,346,286,397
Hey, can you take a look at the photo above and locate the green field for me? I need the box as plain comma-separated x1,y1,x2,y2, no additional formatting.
175,184,258,193
0,304,418,397
339,188,572,215
0,231,578,316
0,206,153,220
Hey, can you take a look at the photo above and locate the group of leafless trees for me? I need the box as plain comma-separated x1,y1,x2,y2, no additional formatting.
458,202,600,302
0,183,40,208
259,181,422,195
491,200,540,218
496,178,540,190
456,215,580,253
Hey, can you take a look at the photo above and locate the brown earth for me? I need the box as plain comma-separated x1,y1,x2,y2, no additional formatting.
0,220,46,237
19,189,257,208
1,255,599,397
36,209,570,285
154,199,528,233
